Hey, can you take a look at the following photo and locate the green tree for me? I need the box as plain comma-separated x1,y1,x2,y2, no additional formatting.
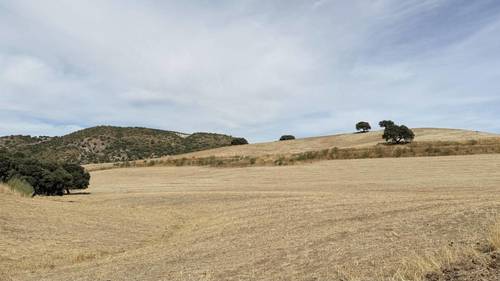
231,138,248,145
379,120,395,128
62,163,90,193
279,135,295,141
355,122,371,133
0,151,90,196
0,153,12,182
382,124,415,144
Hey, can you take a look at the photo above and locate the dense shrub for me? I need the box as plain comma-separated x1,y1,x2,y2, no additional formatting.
279,135,295,141
231,138,248,145
0,151,90,196
355,122,371,133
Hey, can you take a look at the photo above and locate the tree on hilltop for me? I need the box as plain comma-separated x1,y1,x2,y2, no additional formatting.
279,135,295,141
382,124,414,144
355,122,371,133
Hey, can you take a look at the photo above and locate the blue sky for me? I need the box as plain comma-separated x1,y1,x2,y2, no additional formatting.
1,0,499,142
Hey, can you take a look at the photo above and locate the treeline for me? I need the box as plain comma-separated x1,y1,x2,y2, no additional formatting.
0,150,90,196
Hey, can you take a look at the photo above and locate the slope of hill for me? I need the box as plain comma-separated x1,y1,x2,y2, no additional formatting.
167,128,499,159
84,127,500,171
0,126,234,164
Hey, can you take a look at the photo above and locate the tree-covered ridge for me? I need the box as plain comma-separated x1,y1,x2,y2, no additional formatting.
0,126,234,164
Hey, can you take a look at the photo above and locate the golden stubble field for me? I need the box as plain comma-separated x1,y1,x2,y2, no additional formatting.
2,154,500,281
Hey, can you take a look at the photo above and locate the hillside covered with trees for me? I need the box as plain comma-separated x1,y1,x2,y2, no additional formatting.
0,126,235,164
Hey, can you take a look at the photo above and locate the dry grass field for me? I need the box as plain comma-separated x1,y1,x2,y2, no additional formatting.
163,128,497,158
2,154,500,281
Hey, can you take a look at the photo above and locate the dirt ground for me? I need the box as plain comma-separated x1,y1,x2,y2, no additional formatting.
424,251,499,281
2,154,500,281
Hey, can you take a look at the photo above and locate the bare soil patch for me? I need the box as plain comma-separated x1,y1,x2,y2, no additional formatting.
425,251,499,281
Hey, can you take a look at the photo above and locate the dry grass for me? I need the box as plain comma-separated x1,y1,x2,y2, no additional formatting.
489,220,500,251
393,246,474,281
0,179,34,197
0,183,13,194
2,154,500,281
392,220,500,281
169,128,498,159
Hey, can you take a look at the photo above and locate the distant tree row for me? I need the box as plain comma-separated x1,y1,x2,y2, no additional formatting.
0,151,90,196
230,135,297,145
356,120,414,144
231,120,414,146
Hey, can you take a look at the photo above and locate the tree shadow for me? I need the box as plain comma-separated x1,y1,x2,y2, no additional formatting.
66,192,91,196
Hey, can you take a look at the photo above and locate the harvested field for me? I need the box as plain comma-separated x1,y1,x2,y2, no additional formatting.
2,154,500,280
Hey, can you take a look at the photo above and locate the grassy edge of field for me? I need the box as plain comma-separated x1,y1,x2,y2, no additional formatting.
86,138,500,171
0,178,35,197
399,220,500,281
336,220,500,281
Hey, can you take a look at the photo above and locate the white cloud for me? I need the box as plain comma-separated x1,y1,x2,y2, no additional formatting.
0,0,499,141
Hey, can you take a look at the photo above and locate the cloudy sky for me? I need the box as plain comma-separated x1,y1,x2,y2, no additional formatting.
1,0,499,142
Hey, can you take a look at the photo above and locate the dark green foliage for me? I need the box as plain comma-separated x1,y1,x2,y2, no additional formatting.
62,163,91,190
355,122,371,133
0,126,234,164
279,135,296,141
0,152,13,182
0,151,89,196
382,123,415,144
378,120,395,128
231,138,249,145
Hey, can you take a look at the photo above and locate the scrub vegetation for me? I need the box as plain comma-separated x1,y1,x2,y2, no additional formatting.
0,126,235,164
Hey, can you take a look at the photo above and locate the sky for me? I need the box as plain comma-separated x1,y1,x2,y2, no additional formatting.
1,0,499,142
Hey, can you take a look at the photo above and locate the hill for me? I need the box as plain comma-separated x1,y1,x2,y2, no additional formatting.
171,128,498,159
85,128,500,170
0,126,234,164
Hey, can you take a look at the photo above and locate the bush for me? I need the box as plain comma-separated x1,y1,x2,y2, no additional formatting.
231,137,248,145
279,135,295,141
355,122,371,133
